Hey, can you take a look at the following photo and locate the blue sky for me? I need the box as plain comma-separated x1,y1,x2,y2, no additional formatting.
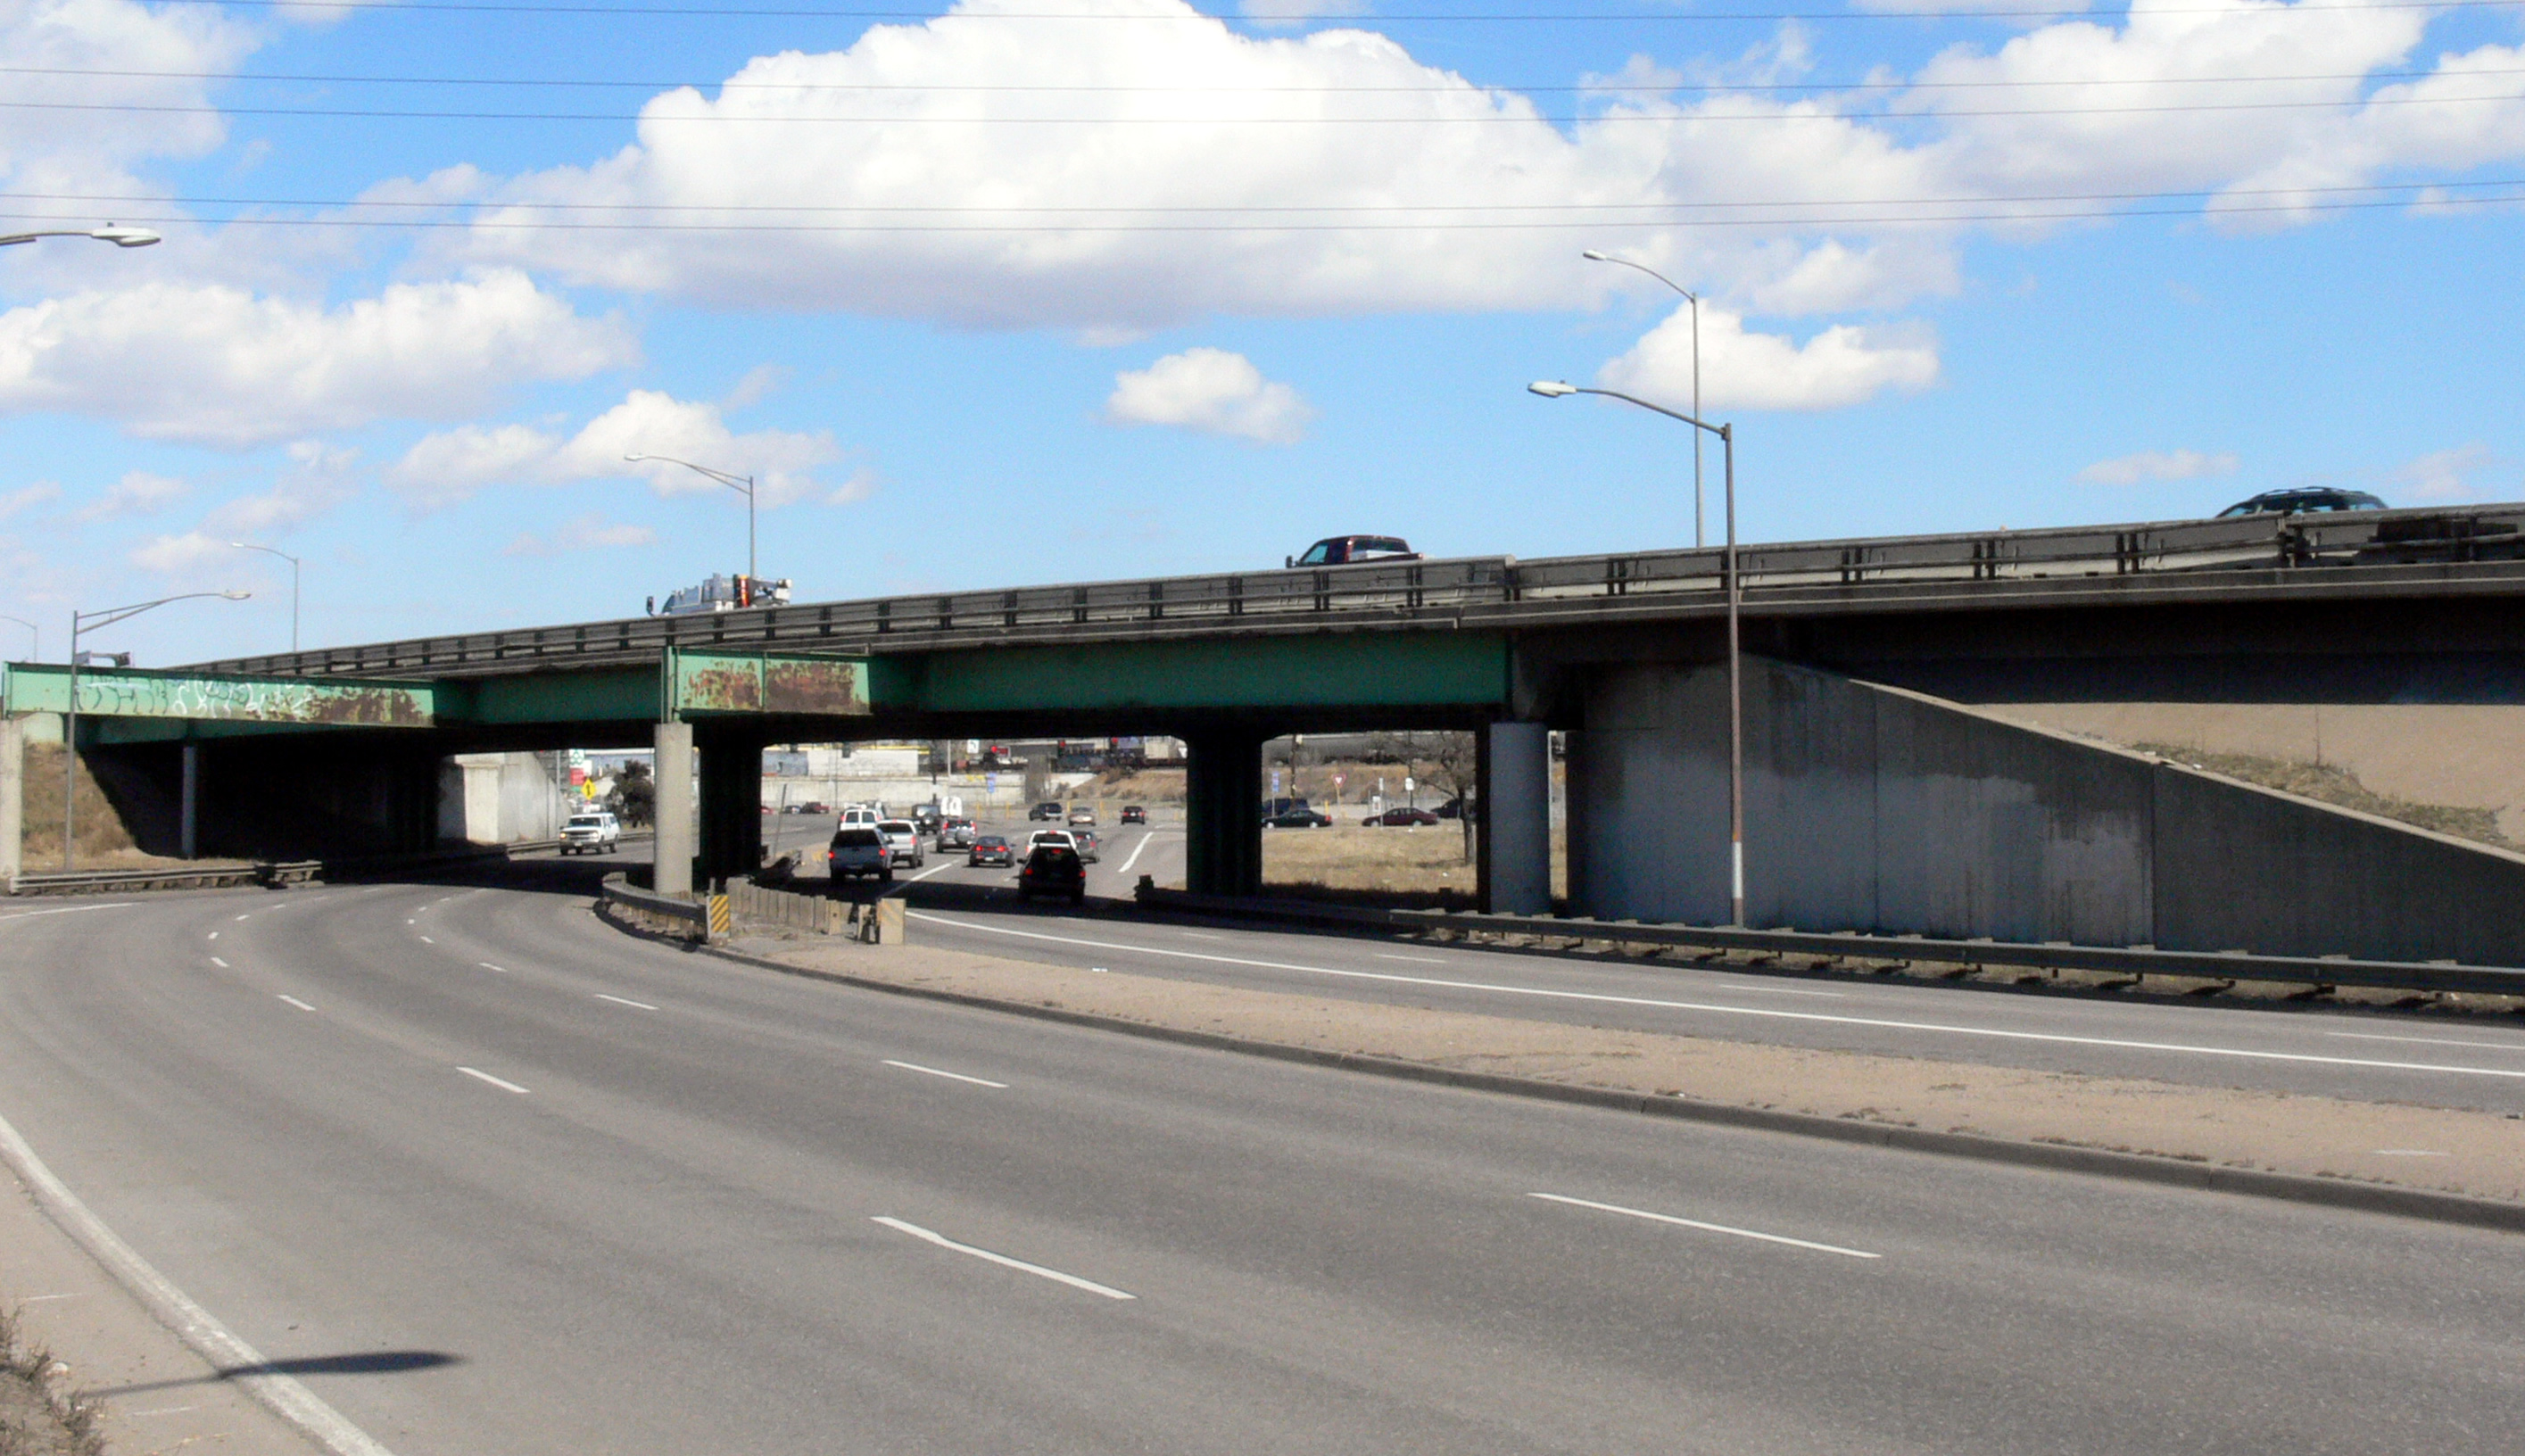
3,0,2521,662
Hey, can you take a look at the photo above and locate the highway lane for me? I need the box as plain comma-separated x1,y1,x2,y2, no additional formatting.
2,877,2521,1453
757,811,2525,1111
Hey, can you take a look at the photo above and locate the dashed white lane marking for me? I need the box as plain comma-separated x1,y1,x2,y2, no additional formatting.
416,935,434,944
206,931,218,941
1116,831,1159,875
1529,1193,1881,1260
0,902,132,925
2329,1030,2525,1053
456,1066,531,1095
0,1109,401,1456
883,1059,1008,1089
21,1294,80,1303
233,914,250,922
277,995,315,1012
405,919,416,926
908,913,2525,1081
210,956,229,969
911,859,961,881
595,994,658,1012
477,963,509,974
870,1217,1134,1300
2374,1148,2450,1156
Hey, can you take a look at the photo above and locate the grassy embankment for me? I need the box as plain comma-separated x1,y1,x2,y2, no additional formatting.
2138,743,2509,848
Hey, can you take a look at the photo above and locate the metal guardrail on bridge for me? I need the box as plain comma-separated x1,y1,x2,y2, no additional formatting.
192,504,2525,682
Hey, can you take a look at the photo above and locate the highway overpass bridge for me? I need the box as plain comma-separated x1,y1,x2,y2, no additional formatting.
8,503,2525,964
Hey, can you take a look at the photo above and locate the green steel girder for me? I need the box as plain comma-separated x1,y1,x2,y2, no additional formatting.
898,632,1511,714
4,631,1511,745
4,662,436,726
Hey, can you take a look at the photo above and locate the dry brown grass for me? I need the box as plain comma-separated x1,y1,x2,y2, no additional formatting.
0,1308,103,1456
2140,743,2509,847
1263,821,1476,896
13,743,155,865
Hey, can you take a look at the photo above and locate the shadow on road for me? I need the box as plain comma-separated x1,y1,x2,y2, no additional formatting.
86,1349,462,1398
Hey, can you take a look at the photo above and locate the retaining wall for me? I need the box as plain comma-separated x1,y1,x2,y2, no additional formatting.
1566,657,2525,964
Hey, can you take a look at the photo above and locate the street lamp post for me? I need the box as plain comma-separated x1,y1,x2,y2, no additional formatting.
62,591,249,871
1529,379,1747,928
0,614,36,662
625,453,757,584
0,225,161,250
229,542,302,652
1583,251,1703,549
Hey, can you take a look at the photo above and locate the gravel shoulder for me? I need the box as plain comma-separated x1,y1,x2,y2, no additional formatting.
731,926,2525,1206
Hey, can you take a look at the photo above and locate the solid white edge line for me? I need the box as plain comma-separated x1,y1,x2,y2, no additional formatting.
0,1108,400,1456
277,995,314,1012
882,1059,1009,1089
0,902,134,924
869,1216,1133,1300
2328,1030,2525,1053
904,912,2525,1081
594,993,658,1011
1529,1193,1880,1260
455,1066,530,1095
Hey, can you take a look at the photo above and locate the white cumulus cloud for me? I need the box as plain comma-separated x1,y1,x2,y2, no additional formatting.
1105,348,1314,444
0,271,638,448
70,470,189,523
501,512,659,557
2393,443,2498,502
387,389,848,509
1596,305,1940,413
2078,449,2242,485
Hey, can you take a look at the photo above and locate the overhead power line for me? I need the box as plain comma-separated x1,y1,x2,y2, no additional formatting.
12,62,2523,93
10,90,2520,122
3,192,2515,232
13,177,2521,213
132,0,2525,20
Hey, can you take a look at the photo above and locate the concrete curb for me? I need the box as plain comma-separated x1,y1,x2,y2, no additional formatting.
634,912,2525,1237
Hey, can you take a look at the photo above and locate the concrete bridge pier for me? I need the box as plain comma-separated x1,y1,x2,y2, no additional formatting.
1478,721,1552,914
1184,728,1265,897
651,723,693,896
696,724,765,888
1,717,20,885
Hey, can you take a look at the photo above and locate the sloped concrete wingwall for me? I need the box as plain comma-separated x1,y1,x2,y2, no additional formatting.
1567,657,2525,964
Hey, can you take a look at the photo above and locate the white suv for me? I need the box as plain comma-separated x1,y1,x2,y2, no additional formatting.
559,811,622,855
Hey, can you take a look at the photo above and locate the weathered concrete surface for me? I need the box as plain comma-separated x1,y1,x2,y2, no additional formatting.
1567,656,2525,964
1481,721,1551,914
1984,700,2525,842
436,751,569,846
653,721,694,897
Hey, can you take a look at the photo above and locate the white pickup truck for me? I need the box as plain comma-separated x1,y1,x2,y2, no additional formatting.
559,811,622,855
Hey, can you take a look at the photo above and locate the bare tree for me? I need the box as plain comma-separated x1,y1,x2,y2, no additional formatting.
1367,730,1478,862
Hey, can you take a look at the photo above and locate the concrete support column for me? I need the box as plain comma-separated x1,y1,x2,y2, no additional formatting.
0,717,21,887
653,720,694,898
179,741,199,860
1184,729,1264,898
696,726,764,889
1479,720,1552,914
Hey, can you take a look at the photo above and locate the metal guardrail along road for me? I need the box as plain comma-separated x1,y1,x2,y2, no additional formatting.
192,505,2525,681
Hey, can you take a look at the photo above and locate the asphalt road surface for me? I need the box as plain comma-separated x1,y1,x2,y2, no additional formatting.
766,810,2525,1114
2,870,2519,1453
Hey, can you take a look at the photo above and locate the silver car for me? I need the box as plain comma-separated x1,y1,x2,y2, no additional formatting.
875,818,925,868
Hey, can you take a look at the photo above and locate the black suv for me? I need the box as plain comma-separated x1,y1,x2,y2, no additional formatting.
2218,488,2387,517
1017,845,1086,906
1028,801,1067,822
